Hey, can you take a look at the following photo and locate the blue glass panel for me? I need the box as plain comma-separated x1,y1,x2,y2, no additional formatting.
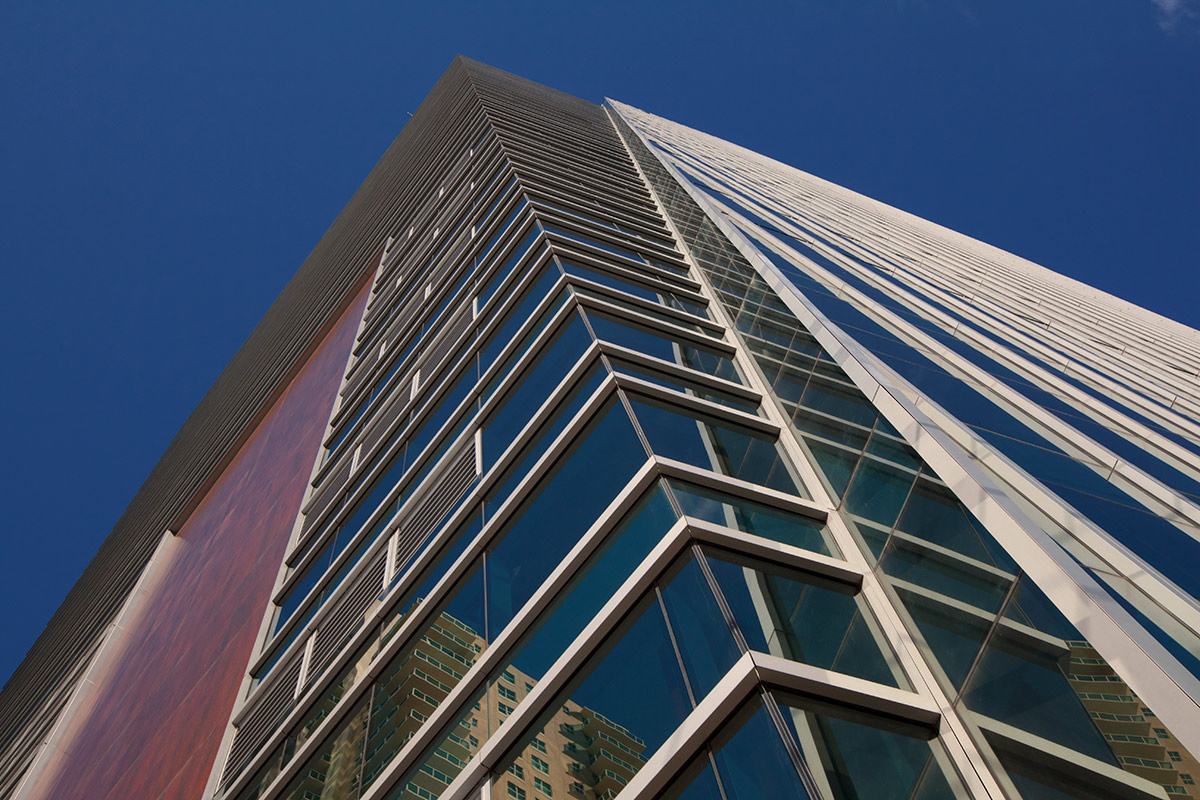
586,313,742,384
628,396,800,496
485,398,647,639
482,315,593,473
667,479,834,556
479,264,562,374
706,552,900,687
658,557,741,702
484,364,608,512
505,485,678,681
711,703,811,800
773,692,957,800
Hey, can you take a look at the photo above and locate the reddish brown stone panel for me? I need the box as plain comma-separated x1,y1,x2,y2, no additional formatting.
30,277,373,800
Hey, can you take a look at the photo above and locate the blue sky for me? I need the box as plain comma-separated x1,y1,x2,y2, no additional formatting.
0,1,1197,687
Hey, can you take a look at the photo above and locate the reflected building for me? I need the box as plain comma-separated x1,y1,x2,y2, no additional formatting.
3,57,1200,800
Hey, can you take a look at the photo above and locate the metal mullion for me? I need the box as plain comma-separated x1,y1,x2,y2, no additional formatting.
281,276,576,604
615,375,779,439
567,275,724,336
713,147,1200,539
474,272,573,401
538,210,689,266
485,114,637,174
963,709,1171,800
689,137,1200,757
348,505,865,800
610,106,1009,798
517,171,662,231
686,520,861,589
477,343,606,481
597,342,760,404
230,235,392,754
497,135,650,194
369,126,492,311
254,373,619,796
526,194,678,250
340,270,477,442
551,251,707,300
549,243,702,292
354,468,675,800
230,371,624,800
764,194,1200,451
506,153,652,209
359,182,510,364
365,111,484,288
368,523,743,800
254,417,474,686
362,169,518,355
524,185,672,239
505,142,648,196
581,298,740,358
892,379,1200,641
335,207,542,451
513,165,660,227
652,457,830,523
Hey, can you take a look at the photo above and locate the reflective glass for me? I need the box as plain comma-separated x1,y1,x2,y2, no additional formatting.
575,287,711,334
627,395,801,496
666,478,836,556
609,357,759,414
705,550,902,688
492,592,692,800
658,556,741,702
842,457,918,529
479,226,542,307
501,485,678,683
586,312,742,384
656,755,724,800
561,260,708,316
481,314,593,473
479,264,562,374
773,692,961,800
710,702,811,800
483,365,609,515
276,695,370,800
485,397,648,638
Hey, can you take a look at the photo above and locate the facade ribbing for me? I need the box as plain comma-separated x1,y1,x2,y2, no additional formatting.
3,57,1199,800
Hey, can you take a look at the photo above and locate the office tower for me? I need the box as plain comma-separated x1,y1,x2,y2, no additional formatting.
2,55,1199,800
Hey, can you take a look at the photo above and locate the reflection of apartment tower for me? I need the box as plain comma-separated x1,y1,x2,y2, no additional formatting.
374,612,485,800
6,56,1200,800
1068,641,1200,797
375,613,647,800
496,687,646,800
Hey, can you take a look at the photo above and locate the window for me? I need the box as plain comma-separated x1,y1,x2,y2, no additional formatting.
531,755,550,774
508,764,524,779
1157,728,1171,739
534,777,553,796
1182,774,1195,785
501,669,516,684
508,783,526,800
499,701,515,716
531,738,547,754
1170,751,1183,762
499,685,518,701
470,736,479,747
525,682,534,693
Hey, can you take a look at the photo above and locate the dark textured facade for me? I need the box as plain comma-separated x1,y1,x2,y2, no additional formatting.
3,58,1200,800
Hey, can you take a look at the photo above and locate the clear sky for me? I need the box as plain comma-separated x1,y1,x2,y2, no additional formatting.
1,1,1197,688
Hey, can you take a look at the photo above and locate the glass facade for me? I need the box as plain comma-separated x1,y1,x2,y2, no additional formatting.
213,61,1200,800
8,58,1200,800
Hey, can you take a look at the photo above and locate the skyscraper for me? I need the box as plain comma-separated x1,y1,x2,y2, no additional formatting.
2,55,1199,800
